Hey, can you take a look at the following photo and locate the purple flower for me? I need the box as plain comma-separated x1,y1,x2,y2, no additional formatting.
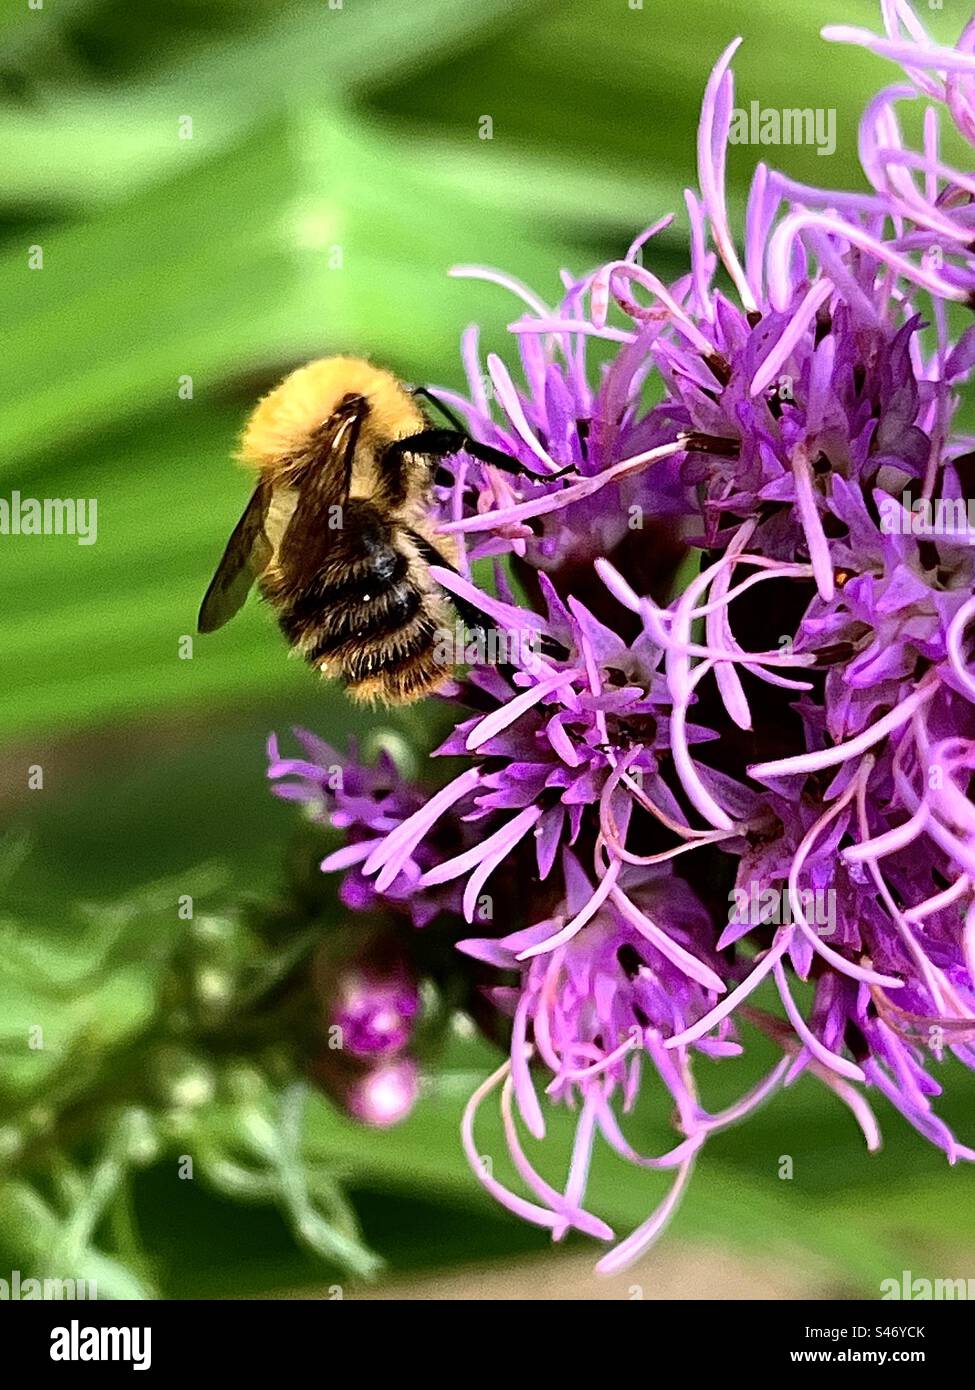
315,949,419,1061
270,2,975,1269
268,729,473,926
308,942,422,1124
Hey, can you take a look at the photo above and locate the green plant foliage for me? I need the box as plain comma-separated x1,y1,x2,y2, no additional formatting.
2,0,973,1299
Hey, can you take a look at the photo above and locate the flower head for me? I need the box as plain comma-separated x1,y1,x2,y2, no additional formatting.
271,1,975,1269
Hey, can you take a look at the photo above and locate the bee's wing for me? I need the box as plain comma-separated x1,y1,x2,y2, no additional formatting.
296,394,367,511
198,480,274,633
277,395,367,567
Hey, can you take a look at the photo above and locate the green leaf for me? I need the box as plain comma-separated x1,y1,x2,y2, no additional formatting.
193,1044,914,1290
1,0,548,211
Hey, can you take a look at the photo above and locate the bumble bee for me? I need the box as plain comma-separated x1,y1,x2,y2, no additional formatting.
198,355,569,704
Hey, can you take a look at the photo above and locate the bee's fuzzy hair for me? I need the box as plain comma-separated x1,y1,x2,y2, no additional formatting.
240,356,425,477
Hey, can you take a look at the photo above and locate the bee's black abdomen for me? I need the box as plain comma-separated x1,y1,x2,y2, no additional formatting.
342,613,447,704
302,580,424,661
338,612,439,684
275,524,412,651
285,549,408,621
265,496,454,705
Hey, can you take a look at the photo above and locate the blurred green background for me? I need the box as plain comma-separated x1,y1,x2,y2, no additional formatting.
1,0,973,1300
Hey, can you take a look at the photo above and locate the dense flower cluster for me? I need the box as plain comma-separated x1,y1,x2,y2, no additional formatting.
270,3,975,1271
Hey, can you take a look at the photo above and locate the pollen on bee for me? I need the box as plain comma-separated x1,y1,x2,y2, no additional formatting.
834,569,853,588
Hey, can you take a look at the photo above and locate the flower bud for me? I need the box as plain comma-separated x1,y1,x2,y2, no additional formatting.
310,1051,420,1128
315,942,419,1060
344,1056,420,1127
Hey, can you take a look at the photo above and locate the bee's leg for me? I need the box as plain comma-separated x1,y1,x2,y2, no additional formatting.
405,529,570,664
404,529,487,641
387,430,578,485
410,386,467,435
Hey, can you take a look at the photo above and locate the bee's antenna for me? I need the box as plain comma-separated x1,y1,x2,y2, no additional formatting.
411,385,467,434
